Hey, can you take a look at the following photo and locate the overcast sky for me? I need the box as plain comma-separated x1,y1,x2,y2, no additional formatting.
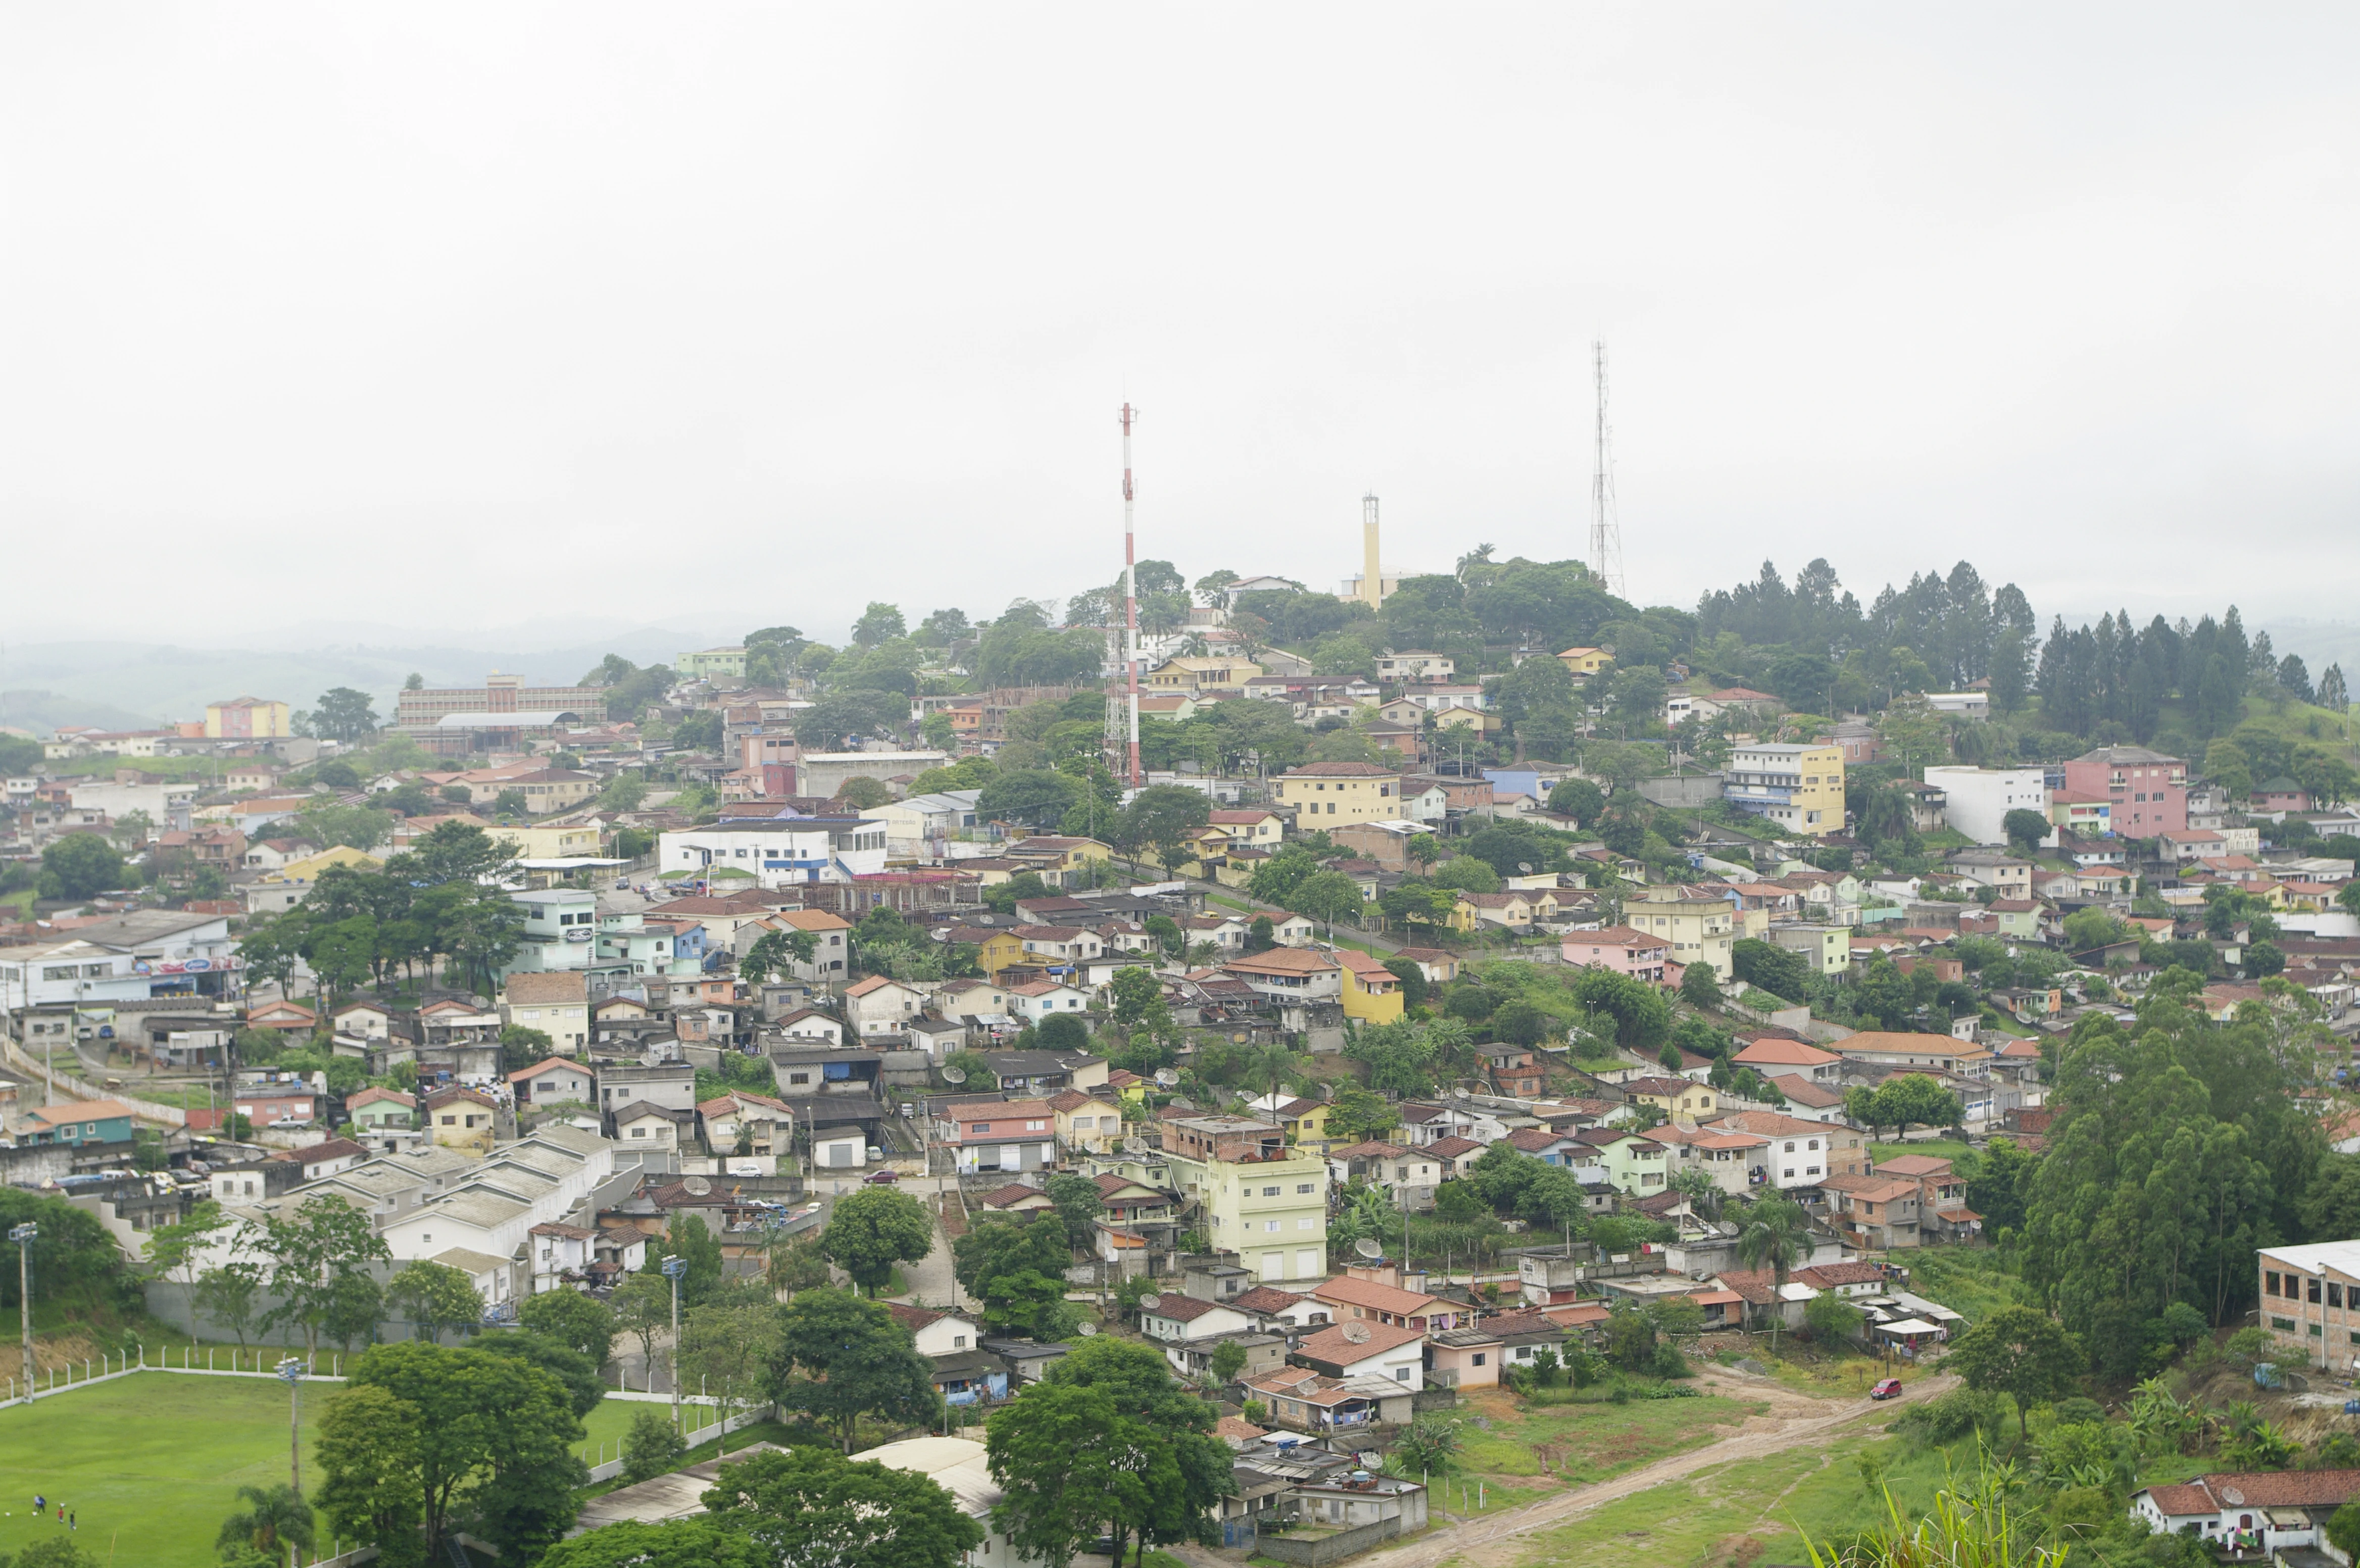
7,5,2358,649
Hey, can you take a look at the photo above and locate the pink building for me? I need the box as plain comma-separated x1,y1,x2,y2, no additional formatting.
1561,925,1669,984
2059,746,2187,839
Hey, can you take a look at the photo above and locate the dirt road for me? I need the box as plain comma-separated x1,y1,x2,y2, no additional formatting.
1189,1369,1951,1568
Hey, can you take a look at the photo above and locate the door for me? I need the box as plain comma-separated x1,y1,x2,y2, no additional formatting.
1297,1248,1321,1278
1261,1251,1286,1280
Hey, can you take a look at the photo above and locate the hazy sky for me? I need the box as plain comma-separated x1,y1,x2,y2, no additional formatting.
7,5,2358,648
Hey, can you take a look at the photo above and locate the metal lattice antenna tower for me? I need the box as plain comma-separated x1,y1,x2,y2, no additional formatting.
1590,340,1625,599
1120,403,1142,787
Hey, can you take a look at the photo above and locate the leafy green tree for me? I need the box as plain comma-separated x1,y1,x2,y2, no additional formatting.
1805,1290,1864,1343
1547,778,1606,827
1037,1012,1090,1051
620,1406,689,1483
1324,1085,1401,1143
1730,938,1812,1002
40,834,125,900
819,1187,935,1296
2001,808,2049,855
1246,847,1320,905
516,1289,616,1365
1942,1304,2083,1445
386,1259,483,1345
313,687,381,744
540,1519,765,1568
703,1444,982,1568
742,926,817,985
1114,785,1211,875
1289,870,1366,929
1431,855,1501,894
1680,963,1723,1010
194,1260,265,1347
678,1301,783,1424
471,1326,604,1418
255,1195,391,1357
1381,957,1430,1007
1207,1339,1249,1386
1045,1172,1106,1250
315,1382,427,1564
987,1336,1231,1568
1569,968,1670,1050
953,1214,1076,1336
142,1198,226,1329
649,1215,725,1307
1244,914,1276,952
1109,966,1164,1025
333,1340,588,1559
770,1288,941,1450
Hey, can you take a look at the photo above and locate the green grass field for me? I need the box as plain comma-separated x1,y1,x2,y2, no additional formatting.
0,1372,675,1566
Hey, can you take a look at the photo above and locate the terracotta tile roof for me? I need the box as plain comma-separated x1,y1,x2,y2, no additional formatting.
1231,1286,1308,1314
1764,1075,1844,1108
976,1183,1052,1209
1295,1319,1428,1362
2160,1469,2360,1510
1144,1294,1235,1324
1425,1136,1485,1159
1312,1277,1445,1317
1733,1038,1839,1067
1505,1128,1568,1153
1793,1261,1887,1289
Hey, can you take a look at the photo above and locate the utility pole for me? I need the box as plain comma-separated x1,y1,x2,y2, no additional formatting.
1120,403,1142,788
1589,342,1625,600
276,1356,306,1500
11,1223,34,1403
663,1255,687,1434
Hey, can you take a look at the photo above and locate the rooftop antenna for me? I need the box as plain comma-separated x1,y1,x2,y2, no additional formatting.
1590,342,1626,600
1120,403,1143,788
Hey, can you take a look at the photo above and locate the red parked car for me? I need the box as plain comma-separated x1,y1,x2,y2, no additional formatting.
863,1169,901,1184
1870,1378,1903,1400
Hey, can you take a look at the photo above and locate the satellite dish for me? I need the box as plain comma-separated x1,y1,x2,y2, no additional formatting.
942,1067,967,1084
1139,1293,1163,1312
683,1175,712,1196
1518,862,1534,875
1154,1068,1178,1087
1123,1136,1149,1154
1353,1237,1385,1260
1342,1321,1372,1344
1452,1087,1469,1100
1078,1322,1097,1336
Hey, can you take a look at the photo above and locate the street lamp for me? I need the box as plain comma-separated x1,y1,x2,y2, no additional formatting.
662,1255,687,1435
276,1357,307,1496
9,1223,34,1402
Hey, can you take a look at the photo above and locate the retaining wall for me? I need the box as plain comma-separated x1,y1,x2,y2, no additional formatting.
1259,1517,1404,1566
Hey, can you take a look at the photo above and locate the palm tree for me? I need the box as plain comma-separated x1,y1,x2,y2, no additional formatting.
217,1484,316,1568
1734,1194,1813,1350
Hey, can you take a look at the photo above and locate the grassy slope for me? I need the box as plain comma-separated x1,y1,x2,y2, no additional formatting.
1436,1386,1769,1515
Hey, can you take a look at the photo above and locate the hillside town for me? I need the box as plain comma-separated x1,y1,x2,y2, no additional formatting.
2,554,2359,1566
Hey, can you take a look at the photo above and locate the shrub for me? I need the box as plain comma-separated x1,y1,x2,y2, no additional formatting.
621,1407,687,1482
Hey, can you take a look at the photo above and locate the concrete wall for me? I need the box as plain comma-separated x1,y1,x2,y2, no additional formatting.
1635,773,1725,809
1261,1517,1408,1566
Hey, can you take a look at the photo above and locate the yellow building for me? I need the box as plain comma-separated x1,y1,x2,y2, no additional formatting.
1723,743,1846,837
1554,647,1614,685
272,846,384,884
489,822,605,859
204,696,291,740
1002,836,1114,888
1625,890,1737,979
1271,762,1405,827
1337,949,1405,1025
1143,657,1263,695
962,928,1026,977
1628,1075,1718,1121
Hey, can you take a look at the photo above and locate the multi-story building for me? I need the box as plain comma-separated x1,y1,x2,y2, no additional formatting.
1157,1113,1329,1285
1922,766,2051,846
1559,925,1669,983
1722,743,1845,836
2260,1239,2360,1374
2059,745,2188,839
675,647,748,681
394,672,607,757
1623,890,1735,979
1270,762,1405,827
1767,922,1852,976
204,696,291,740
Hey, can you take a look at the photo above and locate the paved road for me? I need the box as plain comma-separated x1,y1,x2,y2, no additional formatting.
1169,1369,1955,1568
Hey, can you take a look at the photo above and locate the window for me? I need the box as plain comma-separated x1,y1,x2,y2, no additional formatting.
1297,1183,1314,1194
1263,1186,1280,1197
2313,1323,2326,1337
2312,1277,2324,1303
2334,1284,2345,1309
1471,1353,1487,1366
1298,1217,1316,1230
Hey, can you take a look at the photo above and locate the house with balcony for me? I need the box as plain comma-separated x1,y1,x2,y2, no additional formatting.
1290,1319,1428,1391
1158,1112,1329,1285
1723,743,1845,836
1244,1366,1417,1436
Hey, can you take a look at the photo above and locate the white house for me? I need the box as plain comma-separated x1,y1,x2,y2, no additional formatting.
1004,979,1091,1022
2131,1471,2360,1555
1292,1320,1427,1390
843,975,930,1040
1922,766,2051,847
658,818,889,888
1139,1294,1258,1344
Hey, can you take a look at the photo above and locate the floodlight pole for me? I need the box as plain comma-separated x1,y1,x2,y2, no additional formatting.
10,1223,34,1404
277,1356,306,1498
663,1255,688,1434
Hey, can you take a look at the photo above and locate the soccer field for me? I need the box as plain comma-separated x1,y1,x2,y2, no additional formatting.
0,1373,649,1566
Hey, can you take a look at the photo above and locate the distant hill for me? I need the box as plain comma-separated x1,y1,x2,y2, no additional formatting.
0,625,699,735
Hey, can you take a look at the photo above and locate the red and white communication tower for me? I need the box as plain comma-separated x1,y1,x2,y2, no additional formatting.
1119,402,1142,787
